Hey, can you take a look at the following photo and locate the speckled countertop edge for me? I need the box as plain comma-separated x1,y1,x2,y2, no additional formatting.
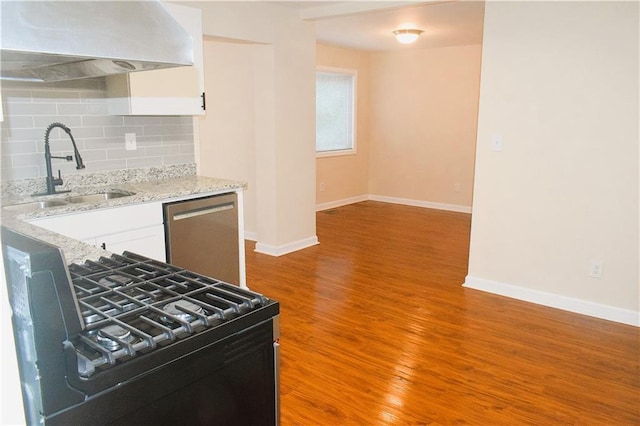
1,174,247,264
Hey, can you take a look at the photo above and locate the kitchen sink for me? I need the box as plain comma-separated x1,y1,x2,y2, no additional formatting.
66,191,136,204
3,190,136,213
4,199,69,212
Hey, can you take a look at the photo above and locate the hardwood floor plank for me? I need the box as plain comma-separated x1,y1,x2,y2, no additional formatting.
245,201,640,425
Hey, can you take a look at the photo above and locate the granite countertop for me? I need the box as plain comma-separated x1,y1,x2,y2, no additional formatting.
1,174,246,264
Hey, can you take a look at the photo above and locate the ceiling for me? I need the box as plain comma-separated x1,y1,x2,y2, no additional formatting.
274,1,485,51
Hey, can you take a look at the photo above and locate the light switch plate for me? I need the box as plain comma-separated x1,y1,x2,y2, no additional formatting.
491,134,503,152
125,133,137,151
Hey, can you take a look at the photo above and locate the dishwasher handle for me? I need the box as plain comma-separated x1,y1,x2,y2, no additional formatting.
171,202,234,221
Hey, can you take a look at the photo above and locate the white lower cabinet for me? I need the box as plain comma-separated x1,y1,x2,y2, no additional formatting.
30,202,166,262
89,225,166,262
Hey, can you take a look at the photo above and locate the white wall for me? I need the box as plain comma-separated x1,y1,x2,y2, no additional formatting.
186,1,318,255
466,1,639,325
198,40,261,237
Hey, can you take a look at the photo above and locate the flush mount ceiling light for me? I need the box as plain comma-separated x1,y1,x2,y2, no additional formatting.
393,29,423,44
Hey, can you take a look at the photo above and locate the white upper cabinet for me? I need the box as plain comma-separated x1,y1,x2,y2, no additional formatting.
106,3,205,116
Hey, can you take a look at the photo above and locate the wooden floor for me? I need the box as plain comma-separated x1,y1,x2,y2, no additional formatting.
245,201,639,425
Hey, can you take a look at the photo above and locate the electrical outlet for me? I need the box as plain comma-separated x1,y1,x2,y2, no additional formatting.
454,183,461,192
125,133,137,151
319,182,326,192
589,260,604,279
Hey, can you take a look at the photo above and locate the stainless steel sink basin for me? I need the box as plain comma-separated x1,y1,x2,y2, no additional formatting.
4,199,69,212
4,190,136,213
66,191,136,204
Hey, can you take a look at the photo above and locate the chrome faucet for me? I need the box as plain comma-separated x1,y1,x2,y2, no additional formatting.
40,122,85,195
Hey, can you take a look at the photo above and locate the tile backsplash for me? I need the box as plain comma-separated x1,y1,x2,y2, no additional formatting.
0,78,195,181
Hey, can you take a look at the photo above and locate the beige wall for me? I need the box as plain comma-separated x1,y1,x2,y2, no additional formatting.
466,1,639,322
315,43,482,211
368,45,482,209
316,44,371,206
188,2,318,254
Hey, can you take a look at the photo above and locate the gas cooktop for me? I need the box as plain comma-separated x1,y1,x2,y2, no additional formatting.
67,251,273,378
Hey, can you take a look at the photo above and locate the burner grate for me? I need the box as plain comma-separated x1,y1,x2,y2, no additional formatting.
68,252,272,377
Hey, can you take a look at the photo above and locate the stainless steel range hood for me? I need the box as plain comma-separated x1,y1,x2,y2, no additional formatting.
0,1,193,83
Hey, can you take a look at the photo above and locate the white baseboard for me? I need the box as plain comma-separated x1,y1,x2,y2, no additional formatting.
463,276,640,327
369,195,472,214
316,195,369,212
315,194,472,214
244,231,258,242
254,235,319,257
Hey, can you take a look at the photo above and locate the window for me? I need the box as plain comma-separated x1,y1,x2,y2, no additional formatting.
316,67,356,156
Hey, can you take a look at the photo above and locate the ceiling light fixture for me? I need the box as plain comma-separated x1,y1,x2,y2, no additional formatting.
393,29,423,44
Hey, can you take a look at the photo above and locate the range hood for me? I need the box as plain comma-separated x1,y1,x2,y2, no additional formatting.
0,1,193,83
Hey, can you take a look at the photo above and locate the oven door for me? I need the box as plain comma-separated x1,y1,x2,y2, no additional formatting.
48,319,278,426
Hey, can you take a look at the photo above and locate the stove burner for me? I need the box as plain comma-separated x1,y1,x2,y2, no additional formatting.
161,300,204,324
98,274,133,288
96,324,136,351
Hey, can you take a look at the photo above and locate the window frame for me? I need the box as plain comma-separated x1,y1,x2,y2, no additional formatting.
315,66,357,158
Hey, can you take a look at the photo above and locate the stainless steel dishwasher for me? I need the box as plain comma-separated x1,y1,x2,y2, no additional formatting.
163,193,240,284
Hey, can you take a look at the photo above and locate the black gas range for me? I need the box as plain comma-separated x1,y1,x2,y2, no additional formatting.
2,226,280,425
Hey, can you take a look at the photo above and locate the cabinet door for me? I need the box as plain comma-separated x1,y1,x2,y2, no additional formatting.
29,202,165,261
29,202,163,241
105,3,204,116
97,225,166,262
